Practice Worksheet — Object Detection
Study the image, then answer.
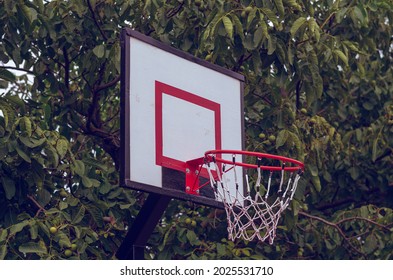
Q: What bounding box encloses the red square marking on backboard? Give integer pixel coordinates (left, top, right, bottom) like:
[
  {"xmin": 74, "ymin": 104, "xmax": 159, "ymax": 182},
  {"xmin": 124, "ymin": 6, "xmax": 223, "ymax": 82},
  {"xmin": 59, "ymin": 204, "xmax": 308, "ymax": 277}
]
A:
[{"xmin": 155, "ymin": 81, "xmax": 221, "ymax": 172}]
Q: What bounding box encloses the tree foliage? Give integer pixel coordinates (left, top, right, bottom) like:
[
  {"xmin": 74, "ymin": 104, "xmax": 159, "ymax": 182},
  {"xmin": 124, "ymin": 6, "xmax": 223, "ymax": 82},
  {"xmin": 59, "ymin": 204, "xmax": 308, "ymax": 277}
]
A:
[{"xmin": 0, "ymin": 0, "xmax": 392, "ymax": 259}]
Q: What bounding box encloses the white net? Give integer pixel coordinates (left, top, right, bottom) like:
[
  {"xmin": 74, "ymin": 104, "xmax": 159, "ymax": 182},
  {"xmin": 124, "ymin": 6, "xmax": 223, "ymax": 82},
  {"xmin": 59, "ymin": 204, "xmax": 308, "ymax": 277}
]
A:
[{"xmin": 204, "ymin": 155, "xmax": 303, "ymax": 244}]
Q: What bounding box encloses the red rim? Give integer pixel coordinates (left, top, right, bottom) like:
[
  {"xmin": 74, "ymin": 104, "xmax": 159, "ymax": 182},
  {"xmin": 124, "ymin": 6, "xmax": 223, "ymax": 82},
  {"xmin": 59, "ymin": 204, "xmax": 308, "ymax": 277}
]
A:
[{"xmin": 204, "ymin": 150, "xmax": 304, "ymax": 172}]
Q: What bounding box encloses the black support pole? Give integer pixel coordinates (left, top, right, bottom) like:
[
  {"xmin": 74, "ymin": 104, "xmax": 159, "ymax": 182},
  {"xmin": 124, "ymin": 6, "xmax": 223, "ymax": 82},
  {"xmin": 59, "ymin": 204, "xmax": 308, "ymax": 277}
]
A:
[{"xmin": 116, "ymin": 193, "xmax": 171, "ymax": 260}]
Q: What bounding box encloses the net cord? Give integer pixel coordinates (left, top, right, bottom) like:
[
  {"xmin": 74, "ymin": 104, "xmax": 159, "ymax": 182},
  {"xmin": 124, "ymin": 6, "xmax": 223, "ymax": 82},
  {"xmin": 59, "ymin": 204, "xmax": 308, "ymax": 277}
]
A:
[{"xmin": 204, "ymin": 154, "xmax": 302, "ymax": 244}]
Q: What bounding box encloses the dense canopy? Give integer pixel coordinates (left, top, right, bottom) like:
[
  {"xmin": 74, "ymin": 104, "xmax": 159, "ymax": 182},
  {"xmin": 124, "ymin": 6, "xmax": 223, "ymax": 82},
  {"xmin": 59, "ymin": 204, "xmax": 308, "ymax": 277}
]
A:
[{"xmin": 0, "ymin": 0, "xmax": 392, "ymax": 259}]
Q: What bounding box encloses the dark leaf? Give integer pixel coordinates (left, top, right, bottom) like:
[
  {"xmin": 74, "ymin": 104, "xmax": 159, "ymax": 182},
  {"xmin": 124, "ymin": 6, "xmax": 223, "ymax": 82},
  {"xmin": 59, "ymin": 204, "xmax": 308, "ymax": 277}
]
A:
[{"xmin": 19, "ymin": 242, "xmax": 47, "ymax": 255}]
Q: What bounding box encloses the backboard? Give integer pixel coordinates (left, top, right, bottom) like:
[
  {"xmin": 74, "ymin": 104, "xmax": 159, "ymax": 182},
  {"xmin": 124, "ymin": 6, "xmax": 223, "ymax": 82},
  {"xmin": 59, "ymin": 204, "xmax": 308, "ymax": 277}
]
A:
[{"xmin": 120, "ymin": 29, "xmax": 245, "ymax": 208}]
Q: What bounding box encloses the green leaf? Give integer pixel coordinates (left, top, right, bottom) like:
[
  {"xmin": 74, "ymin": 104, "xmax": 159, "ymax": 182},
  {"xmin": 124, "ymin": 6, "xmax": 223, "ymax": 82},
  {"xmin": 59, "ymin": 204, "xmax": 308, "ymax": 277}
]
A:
[
  {"xmin": 119, "ymin": 203, "xmax": 134, "ymax": 210},
  {"xmin": 93, "ymin": 45, "xmax": 105, "ymax": 58},
  {"xmin": 82, "ymin": 157, "xmax": 108, "ymax": 171},
  {"xmin": 29, "ymin": 224, "xmax": 38, "ymax": 240},
  {"xmin": 308, "ymin": 18, "xmax": 316, "ymax": 33},
  {"xmin": 66, "ymin": 195, "xmax": 79, "ymax": 207},
  {"xmin": 0, "ymin": 69, "xmax": 16, "ymax": 82},
  {"xmin": 0, "ymin": 107, "xmax": 8, "ymax": 128},
  {"xmin": 283, "ymin": 209, "xmax": 297, "ymax": 231},
  {"xmin": 251, "ymin": 50, "xmax": 261, "ymax": 71},
  {"xmin": 143, "ymin": 0, "xmax": 151, "ymax": 12},
  {"xmin": 85, "ymin": 205, "xmax": 103, "ymax": 227},
  {"xmin": 309, "ymin": 63, "xmax": 323, "ymax": 99},
  {"xmin": 290, "ymin": 17, "xmax": 307, "ymax": 37},
  {"xmin": 56, "ymin": 232, "xmax": 72, "ymax": 248},
  {"xmin": 1, "ymin": 176, "xmax": 16, "ymax": 200},
  {"xmin": 314, "ymin": 27, "xmax": 320, "ymax": 42},
  {"xmin": 372, "ymin": 138, "xmax": 378, "ymax": 162},
  {"xmin": 7, "ymin": 95, "xmax": 26, "ymax": 108},
  {"xmin": 3, "ymin": 0, "xmax": 14, "ymax": 14},
  {"xmin": 311, "ymin": 176, "xmax": 321, "ymax": 192},
  {"xmin": 222, "ymin": 16, "xmax": 233, "ymax": 40},
  {"xmin": 343, "ymin": 41, "xmax": 360, "ymax": 53},
  {"xmin": 348, "ymin": 166, "xmax": 360, "ymax": 180},
  {"xmin": 334, "ymin": 50, "xmax": 348, "ymax": 66},
  {"xmin": 74, "ymin": 226, "xmax": 82, "ymax": 239},
  {"xmin": 45, "ymin": 145, "xmax": 59, "ymax": 167},
  {"xmin": 253, "ymin": 26, "xmax": 264, "ymax": 46},
  {"xmin": 216, "ymin": 243, "xmax": 226, "ymax": 256},
  {"xmin": 242, "ymin": 249, "xmax": 251, "ymax": 257},
  {"xmin": 160, "ymin": 226, "xmax": 173, "ymax": 250},
  {"xmin": 19, "ymin": 136, "xmax": 46, "ymax": 148},
  {"xmin": 56, "ymin": 139, "xmax": 68, "ymax": 159},
  {"xmin": 18, "ymin": 3, "xmax": 38, "ymax": 24},
  {"xmin": 288, "ymin": 43, "xmax": 295, "ymax": 65},
  {"xmin": 230, "ymin": 14, "xmax": 244, "ymax": 40},
  {"xmin": 360, "ymin": 206, "xmax": 368, "ymax": 218},
  {"xmin": 19, "ymin": 242, "xmax": 47, "ymax": 255},
  {"xmin": 276, "ymin": 130, "xmax": 289, "ymax": 148},
  {"xmin": 19, "ymin": 117, "xmax": 32, "ymax": 137},
  {"xmin": 73, "ymin": 160, "xmax": 85, "ymax": 176},
  {"xmin": 352, "ymin": 5, "xmax": 368, "ymax": 26},
  {"xmin": 59, "ymin": 201, "xmax": 68, "ymax": 210},
  {"xmin": 309, "ymin": 164, "xmax": 319, "ymax": 177},
  {"xmin": 267, "ymin": 36, "xmax": 276, "ymax": 55},
  {"xmin": 90, "ymin": 178, "xmax": 101, "ymax": 187},
  {"xmin": 107, "ymin": 187, "xmax": 123, "ymax": 199},
  {"xmin": 186, "ymin": 230, "xmax": 200, "ymax": 246},
  {"xmin": 0, "ymin": 229, "xmax": 7, "ymax": 242},
  {"xmin": 363, "ymin": 234, "xmax": 378, "ymax": 254},
  {"xmin": 43, "ymin": 103, "xmax": 52, "ymax": 122},
  {"xmin": 260, "ymin": 8, "xmax": 279, "ymax": 28},
  {"xmin": 10, "ymin": 220, "xmax": 30, "ymax": 236},
  {"xmin": 37, "ymin": 189, "xmax": 51, "ymax": 207},
  {"xmin": 15, "ymin": 144, "xmax": 31, "ymax": 163},
  {"xmin": 260, "ymin": 19, "xmax": 269, "ymax": 38},
  {"xmin": 72, "ymin": 206, "xmax": 85, "ymax": 224},
  {"xmin": 273, "ymin": 0, "xmax": 285, "ymax": 17},
  {"xmin": 0, "ymin": 245, "xmax": 6, "ymax": 260},
  {"xmin": 82, "ymin": 176, "xmax": 93, "ymax": 188},
  {"xmin": 246, "ymin": 7, "xmax": 257, "ymax": 30},
  {"xmin": 325, "ymin": 239, "xmax": 335, "ymax": 250},
  {"xmin": 292, "ymin": 200, "xmax": 300, "ymax": 216},
  {"xmin": 336, "ymin": 7, "xmax": 348, "ymax": 23},
  {"xmin": 31, "ymin": 162, "xmax": 44, "ymax": 188},
  {"xmin": 308, "ymin": 18, "xmax": 320, "ymax": 42}
]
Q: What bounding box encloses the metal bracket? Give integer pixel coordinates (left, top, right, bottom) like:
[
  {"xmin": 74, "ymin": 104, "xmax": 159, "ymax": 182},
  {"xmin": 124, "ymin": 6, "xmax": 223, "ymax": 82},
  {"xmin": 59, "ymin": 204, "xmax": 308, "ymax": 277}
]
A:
[
  {"xmin": 116, "ymin": 193, "xmax": 171, "ymax": 260},
  {"xmin": 185, "ymin": 157, "xmax": 204, "ymax": 195}
]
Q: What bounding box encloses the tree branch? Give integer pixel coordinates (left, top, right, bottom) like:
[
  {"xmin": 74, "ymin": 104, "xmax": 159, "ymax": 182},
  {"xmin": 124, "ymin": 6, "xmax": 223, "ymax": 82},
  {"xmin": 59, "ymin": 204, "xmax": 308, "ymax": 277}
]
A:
[
  {"xmin": 165, "ymin": 2, "xmax": 184, "ymax": 18},
  {"xmin": 336, "ymin": 216, "xmax": 392, "ymax": 232},
  {"xmin": 62, "ymin": 46, "xmax": 70, "ymax": 91},
  {"xmin": 315, "ymin": 197, "xmax": 355, "ymax": 211},
  {"xmin": 88, "ymin": 63, "xmax": 110, "ymax": 129},
  {"xmin": 94, "ymin": 75, "xmax": 120, "ymax": 93},
  {"xmin": 295, "ymin": 80, "xmax": 302, "ymax": 110},
  {"xmin": 87, "ymin": 0, "xmax": 108, "ymax": 41},
  {"xmin": 27, "ymin": 195, "xmax": 46, "ymax": 217},
  {"xmin": 232, "ymin": 53, "xmax": 252, "ymax": 72},
  {"xmin": 0, "ymin": 65, "xmax": 35, "ymax": 75},
  {"xmin": 320, "ymin": 12, "xmax": 336, "ymax": 30},
  {"xmin": 298, "ymin": 211, "xmax": 365, "ymax": 257}
]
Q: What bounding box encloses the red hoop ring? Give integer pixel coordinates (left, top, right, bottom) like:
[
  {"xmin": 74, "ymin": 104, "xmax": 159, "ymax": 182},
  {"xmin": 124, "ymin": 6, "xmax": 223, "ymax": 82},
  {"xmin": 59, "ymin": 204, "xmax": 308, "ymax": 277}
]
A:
[{"xmin": 204, "ymin": 150, "xmax": 304, "ymax": 172}]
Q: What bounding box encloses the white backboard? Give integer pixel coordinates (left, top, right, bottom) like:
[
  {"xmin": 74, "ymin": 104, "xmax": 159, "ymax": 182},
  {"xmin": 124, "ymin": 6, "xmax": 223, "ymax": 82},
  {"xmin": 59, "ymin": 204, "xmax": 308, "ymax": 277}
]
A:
[{"xmin": 120, "ymin": 29, "xmax": 244, "ymax": 208}]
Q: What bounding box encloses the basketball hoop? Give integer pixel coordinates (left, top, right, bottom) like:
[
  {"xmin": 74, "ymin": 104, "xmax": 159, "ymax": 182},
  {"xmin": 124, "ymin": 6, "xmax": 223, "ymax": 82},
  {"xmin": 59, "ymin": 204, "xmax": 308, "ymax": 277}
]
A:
[{"xmin": 185, "ymin": 150, "xmax": 304, "ymax": 244}]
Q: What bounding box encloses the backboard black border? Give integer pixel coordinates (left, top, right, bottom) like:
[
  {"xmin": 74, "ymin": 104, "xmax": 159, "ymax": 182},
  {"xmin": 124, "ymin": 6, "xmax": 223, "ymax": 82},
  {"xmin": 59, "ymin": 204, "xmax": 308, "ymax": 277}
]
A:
[{"xmin": 120, "ymin": 28, "xmax": 245, "ymax": 208}]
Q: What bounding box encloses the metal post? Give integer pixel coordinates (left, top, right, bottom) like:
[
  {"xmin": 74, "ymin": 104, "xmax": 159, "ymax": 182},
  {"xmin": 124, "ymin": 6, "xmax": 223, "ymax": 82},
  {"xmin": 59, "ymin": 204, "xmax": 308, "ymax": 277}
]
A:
[{"xmin": 116, "ymin": 193, "xmax": 171, "ymax": 260}]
